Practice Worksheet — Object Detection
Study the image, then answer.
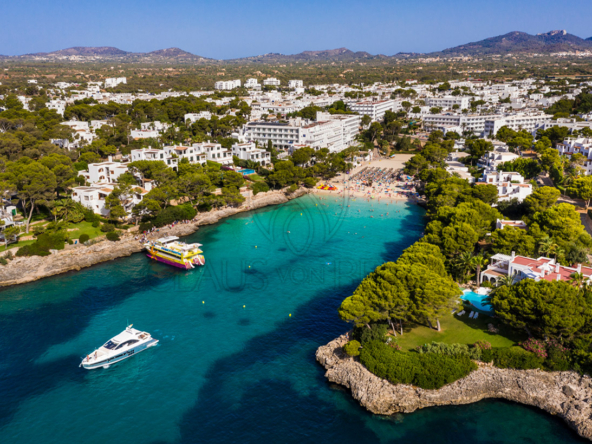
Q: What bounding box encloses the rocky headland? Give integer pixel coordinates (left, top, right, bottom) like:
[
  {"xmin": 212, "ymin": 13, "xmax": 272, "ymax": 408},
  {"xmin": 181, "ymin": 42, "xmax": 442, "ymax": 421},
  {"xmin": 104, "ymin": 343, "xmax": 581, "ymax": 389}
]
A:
[
  {"xmin": 316, "ymin": 334, "xmax": 592, "ymax": 441},
  {"xmin": 0, "ymin": 189, "xmax": 308, "ymax": 287}
]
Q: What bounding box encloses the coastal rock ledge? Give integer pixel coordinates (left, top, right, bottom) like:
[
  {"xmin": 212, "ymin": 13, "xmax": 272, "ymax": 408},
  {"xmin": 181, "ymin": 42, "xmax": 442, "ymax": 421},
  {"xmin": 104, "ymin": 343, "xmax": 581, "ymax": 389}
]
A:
[{"xmin": 316, "ymin": 335, "xmax": 592, "ymax": 441}]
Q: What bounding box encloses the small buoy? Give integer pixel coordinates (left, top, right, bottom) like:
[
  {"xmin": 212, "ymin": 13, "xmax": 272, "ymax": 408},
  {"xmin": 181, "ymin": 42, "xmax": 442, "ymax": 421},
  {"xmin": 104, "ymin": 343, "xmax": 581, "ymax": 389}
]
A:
[
  {"xmin": 255, "ymin": 246, "xmax": 258, "ymax": 249},
  {"xmin": 243, "ymin": 305, "xmax": 245, "ymax": 308},
  {"xmin": 300, "ymin": 213, "xmax": 302, "ymax": 216},
  {"xmin": 289, "ymin": 314, "xmax": 291, "ymax": 317},
  {"xmin": 202, "ymin": 301, "xmax": 205, "ymax": 304},
  {"xmin": 249, "ymin": 265, "xmax": 251, "ymax": 268}
]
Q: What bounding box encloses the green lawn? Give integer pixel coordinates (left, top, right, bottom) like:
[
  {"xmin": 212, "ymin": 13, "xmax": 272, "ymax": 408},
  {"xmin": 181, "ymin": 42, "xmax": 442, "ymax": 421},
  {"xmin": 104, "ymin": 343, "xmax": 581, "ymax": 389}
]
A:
[
  {"xmin": 0, "ymin": 239, "xmax": 36, "ymax": 253},
  {"xmin": 67, "ymin": 221, "xmax": 105, "ymax": 240},
  {"xmin": 0, "ymin": 221, "xmax": 105, "ymax": 252},
  {"xmin": 394, "ymin": 312, "xmax": 527, "ymax": 351},
  {"xmin": 248, "ymin": 174, "xmax": 265, "ymax": 183}
]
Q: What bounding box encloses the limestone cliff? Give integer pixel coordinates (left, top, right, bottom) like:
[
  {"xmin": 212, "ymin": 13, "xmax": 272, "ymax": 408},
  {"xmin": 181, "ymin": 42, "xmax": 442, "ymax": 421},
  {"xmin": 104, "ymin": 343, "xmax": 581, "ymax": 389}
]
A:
[
  {"xmin": 316, "ymin": 335, "xmax": 592, "ymax": 440},
  {"xmin": 0, "ymin": 189, "xmax": 307, "ymax": 287}
]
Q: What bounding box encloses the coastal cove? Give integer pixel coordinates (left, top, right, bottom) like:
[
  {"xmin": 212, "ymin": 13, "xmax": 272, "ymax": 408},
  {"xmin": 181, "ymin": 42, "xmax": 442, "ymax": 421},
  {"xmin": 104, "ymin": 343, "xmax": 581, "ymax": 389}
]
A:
[
  {"xmin": 0, "ymin": 194, "xmax": 586, "ymax": 444},
  {"xmin": 0, "ymin": 188, "xmax": 308, "ymax": 287}
]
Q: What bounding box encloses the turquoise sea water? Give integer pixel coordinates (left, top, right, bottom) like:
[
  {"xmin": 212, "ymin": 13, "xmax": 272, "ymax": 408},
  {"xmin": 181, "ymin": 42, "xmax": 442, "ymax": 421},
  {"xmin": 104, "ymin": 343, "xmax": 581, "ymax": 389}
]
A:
[{"xmin": 0, "ymin": 194, "xmax": 585, "ymax": 444}]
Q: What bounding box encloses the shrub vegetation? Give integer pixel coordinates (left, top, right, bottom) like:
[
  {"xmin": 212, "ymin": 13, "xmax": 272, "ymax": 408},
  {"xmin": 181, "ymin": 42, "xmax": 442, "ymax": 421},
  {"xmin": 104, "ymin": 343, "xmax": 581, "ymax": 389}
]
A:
[
  {"xmin": 343, "ymin": 340, "xmax": 361, "ymax": 357},
  {"xmin": 360, "ymin": 340, "xmax": 477, "ymax": 390}
]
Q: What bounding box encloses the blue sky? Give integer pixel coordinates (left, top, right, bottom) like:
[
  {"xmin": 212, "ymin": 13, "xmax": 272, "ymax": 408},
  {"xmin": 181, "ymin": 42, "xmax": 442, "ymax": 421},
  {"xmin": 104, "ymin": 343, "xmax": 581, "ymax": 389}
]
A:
[{"xmin": 2, "ymin": 0, "xmax": 592, "ymax": 59}]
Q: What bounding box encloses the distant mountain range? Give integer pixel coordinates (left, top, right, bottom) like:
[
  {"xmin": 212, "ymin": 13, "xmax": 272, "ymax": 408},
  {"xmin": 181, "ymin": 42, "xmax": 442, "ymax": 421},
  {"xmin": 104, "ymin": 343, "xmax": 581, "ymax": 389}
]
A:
[
  {"xmin": 3, "ymin": 30, "xmax": 592, "ymax": 63},
  {"xmin": 436, "ymin": 30, "xmax": 592, "ymax": 56},
  {"xmin": 19, "ymin": 46, "xmax": 211, "ymax": 62},
  {"xmin": 227, "ymin": 47, "xmax": 380, "ymax": 63}
]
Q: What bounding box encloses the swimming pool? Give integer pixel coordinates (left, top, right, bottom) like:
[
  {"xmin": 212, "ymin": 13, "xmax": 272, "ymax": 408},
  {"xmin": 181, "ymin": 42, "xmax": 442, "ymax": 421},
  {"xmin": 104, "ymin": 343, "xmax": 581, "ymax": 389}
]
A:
[
  {"xmin": 461, "ymin": 289, "xmax": 494, "ymax": 314},
  {"xmin": 238, "ymin": 169, "xmax": 256, "ymax": 175}
]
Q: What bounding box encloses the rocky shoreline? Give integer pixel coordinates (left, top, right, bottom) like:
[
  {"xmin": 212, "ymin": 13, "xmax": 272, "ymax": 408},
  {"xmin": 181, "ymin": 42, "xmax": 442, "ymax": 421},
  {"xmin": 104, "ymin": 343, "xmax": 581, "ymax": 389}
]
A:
[
  {"xmin": 316, "ymin": 335, "xmax": 592, "ymax": 441},
  {"xmin": 0, "ymin": 188, "xmax": 308, "ymax": 287}
]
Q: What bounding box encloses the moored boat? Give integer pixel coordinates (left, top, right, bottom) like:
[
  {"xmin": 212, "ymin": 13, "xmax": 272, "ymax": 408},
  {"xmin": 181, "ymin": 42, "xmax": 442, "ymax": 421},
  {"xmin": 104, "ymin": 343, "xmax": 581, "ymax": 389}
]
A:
[
  {"xmin": 144, "ymin": 236, "xmax": 205, "ymax": 269},
  {"xmin": 80, "ymin": 325, "xmax": 158, "ymax": 370}
]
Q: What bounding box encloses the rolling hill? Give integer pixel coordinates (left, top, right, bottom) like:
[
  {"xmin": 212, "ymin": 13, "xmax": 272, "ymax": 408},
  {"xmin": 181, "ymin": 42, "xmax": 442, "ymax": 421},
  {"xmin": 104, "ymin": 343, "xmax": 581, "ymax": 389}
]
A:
[{"xmin": 437, "ymin": 30, "xmax": 592, "ymax": 56}]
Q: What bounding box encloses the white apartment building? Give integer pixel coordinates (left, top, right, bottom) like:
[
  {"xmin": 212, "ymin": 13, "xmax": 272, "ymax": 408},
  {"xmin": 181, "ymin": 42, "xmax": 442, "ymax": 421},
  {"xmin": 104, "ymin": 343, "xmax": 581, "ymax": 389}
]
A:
[
  {"xmin": 185, "ymin": 112, "xmax": 213, "ymax": 124},
  {"xmin": 300, "ymin": 120, "xmax": 344, "ymax": 153},
  {"xmin": 141, "ymin": 121, "xmax": 171, "ymax": 132},
  {"xmin": 243, "ymin": 114, "xmax": 359, "ymax": 153},
  {"xmin": 61, "ymin": 120, "xmax": 98, "ymax": 144},
  {"xmin": 424, "ymin": 114, "xmax": 493, "ymax": 135},
  {"xmin": 131, "ymin": 148, "xmax": 179, "ymax": 168},
  {"xmin": 349, "ymin": 100, "xmax": 398, "ymax": 122},
  {"xmin": 104, "ymin": 77, "xmax": 127, "ymax": 88},
  {"xmin": 245, "ymin": 79, "xmax": 259, "ymax": 88},
  {"xmin": 231, "ymin": 142, "xmax": 271, "ymax": 166},
  {"xmin": 425, "ymin": 96, "xmax": 471, "ymax": 110},
  {"xmin": 90, "ymin": 120, "xmax": 113, "ymax": 130},
  {"xmin": 78, "ymin": 158, "xmax": 129, "ymax": 185},
  {"xmin": 163, "ymin": 145, "xmax": 207, "ymax": 166},
  {"xmin": 534, "ymin": 119, "xmax": 592, "ymax": 135},
  {"xmin": 61, "ymin": 120, "xmax": 89, "ymax": 131},
  {"xmin": 50, "ymin": 138, "xmax": 75, "ymax": 151},
  {"xmin": 316, "ymin": 112, "xmax": 361, "ymax": 148},
  {"xmin": 445, "ymin": 158, "xmax": 475, "ymax": 184},
  {"xmin": 72, "ymin": 183, "xmax": 147, "ymax": 217},
  {"xmin": 556, "ymin": 138, "xmax": 592, "ymax": 175},
  {"xmin": 215, "ymin": 80, "xmax": 241, "ymax": 90},
  {"xmin": 243, "ymin": 121, "xmax": 301, "ymax": 150},
  {"xmin": 480, "ymin": 171, "xmax": 526, "ymax": 185},
  {"xmin": 483, "ymin": 112, "xmax": 553, "ymax": 137},
  {"xmin": 130, "ymin": 129, "xmax": 160, "ymax": 139},
  {"xmin": 288, "ymin": 80, "xmax": 304, "ymax": 89},
  {"xmin": 477, "ymin": 145, "xmax": 519, "ymax": 172},
  {"xmin": 46, "ymin": 99, "xmax": 66, "ymax": 116},
  {"xmin": 475, "ymin": 172, "xmax": 532, "ymax": 203},
  {"xmin": 263, "ymin": 78, "xmax": 281, "ymax": 86},
  {"xmin": 72, "ymin": 185, "xmax": 113, "ymax": 217},
  {"xmin": 192, "ymin": 142, "xmax": 233, "ymax": 165}
]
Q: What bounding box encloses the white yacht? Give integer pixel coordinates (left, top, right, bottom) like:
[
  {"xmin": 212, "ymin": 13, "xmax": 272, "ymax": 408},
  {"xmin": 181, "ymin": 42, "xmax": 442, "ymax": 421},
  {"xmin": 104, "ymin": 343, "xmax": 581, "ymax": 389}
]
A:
[{"xmin": 80, "ymin": 325, "xmax": 159, "ymax": 370}]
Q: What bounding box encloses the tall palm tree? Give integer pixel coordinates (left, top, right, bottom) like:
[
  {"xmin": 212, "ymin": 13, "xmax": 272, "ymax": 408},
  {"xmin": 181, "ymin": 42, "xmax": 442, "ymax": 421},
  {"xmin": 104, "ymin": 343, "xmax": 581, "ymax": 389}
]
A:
[
  {"xmin": 496, "ymin": 274, "xmax": 516, "ymax": 288},
  {"xmin": 548, "ymin": 243, "xmax": 565, "ymax": 263},
  {"xmin": 569, "ymin": 272, "xmax": 585, "ymax": 288},
  {"xmin": 483, "ymin": 274, "xmax": 516, "ymax": 307},
  {"xmin": 455, "ymin": 251, "xmax": 474, "ymax": 282},
  {"xmin": 54, "ymin": 198, "xmax": 77, "ymax": 222},
  {"xmin": 470, "ymin": 254, "xmax": 488, "ymax": 284},
  {"xmin": 538, "ymin": 236, "xmax": 554, "ymax": 257}
]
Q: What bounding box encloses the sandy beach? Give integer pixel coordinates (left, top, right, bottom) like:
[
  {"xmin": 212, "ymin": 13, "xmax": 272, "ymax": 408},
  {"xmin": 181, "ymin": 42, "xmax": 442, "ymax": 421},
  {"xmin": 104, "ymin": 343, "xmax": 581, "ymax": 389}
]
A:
[{"xmin": 314, "ymin": 155, "xmax": 421, "ymax": 202}]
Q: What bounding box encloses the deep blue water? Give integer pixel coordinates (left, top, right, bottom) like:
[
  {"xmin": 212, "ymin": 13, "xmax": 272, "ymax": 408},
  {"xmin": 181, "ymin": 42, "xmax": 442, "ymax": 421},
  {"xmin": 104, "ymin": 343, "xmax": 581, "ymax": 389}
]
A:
[{"xmin": 0, "ymin": 194, "xmax": 585, "ymax": 444}]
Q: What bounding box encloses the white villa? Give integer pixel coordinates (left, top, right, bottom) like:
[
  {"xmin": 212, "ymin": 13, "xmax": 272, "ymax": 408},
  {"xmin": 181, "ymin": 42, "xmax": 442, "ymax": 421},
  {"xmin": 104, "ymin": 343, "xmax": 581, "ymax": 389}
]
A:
[
  {"xmin": 193, "ymin": 142, "xmax": 232, "ymax": 165},
  {"xmin": 131, "ymin": 148, "xmax": 178, "ymax": 168},
  {"xmin": 231, "ymin": 142, "xmax": 271, "ymax": 166},
  {"xmin": 556, "ymin": 138, "xmax": 592, "ymax": 175},
  {"xmin": 477, "ymin": 145, "xmax": 519, "ymax": 172},
  {"xmin": 78, "ymin": 157, "xmax": 128, "ymax": 185},
  {"xmin": 164, "ymin": 146, "xmax": 207, "ymax": 165},
  {"xmin": 476, "ymin": 171, "xmax": 532, "ymax": 202},
  {"xmin": 72, "ymin": 183, "xmax": 148, "ymax": 217},
  {"xmin": 481, "ymin": 252, "xmax": 592, "ymax": 286}
]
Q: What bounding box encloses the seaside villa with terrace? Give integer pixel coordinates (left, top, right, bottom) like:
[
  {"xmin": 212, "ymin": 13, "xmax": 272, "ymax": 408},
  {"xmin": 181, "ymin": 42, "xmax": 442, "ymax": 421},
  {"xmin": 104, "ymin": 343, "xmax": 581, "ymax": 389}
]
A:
[{"xmin": 480, "ymin": 252, "xmax": 592, "ymax": 285}]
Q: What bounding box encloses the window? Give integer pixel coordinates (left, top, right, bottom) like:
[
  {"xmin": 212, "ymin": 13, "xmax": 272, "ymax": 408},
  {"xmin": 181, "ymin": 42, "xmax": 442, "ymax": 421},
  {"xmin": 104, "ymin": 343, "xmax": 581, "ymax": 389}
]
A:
[
  {"xmin": 104, "ymin": 340, "xmax": 119, "ymax": 350},
  {"xmin": 116, "ymin": 339, "xmax": 139, "ymax": 350}
]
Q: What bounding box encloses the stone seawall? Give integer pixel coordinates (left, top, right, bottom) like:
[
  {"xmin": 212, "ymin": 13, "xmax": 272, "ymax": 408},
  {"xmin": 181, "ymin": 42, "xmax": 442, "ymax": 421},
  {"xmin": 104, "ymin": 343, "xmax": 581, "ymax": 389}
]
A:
[
  {"xmin": 316, "ymin": 335, "xmax": 592, "ymax": 441},
  {"xmin": 0, "ymin": 189, "xmax": 308, "ymax": 287}
]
